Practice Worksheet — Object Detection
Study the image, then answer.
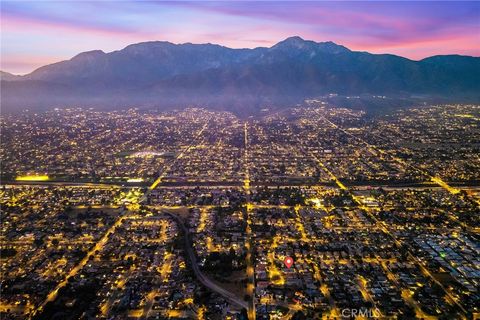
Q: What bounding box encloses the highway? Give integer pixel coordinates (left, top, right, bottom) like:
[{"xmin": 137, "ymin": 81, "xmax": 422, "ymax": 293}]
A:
[
  {"xmin": 6, "ymin": 179, "xmax": 479, "ymax": 191},
  {"xmin": 162, "ymin": 210, "xmax": 248, "ymax": 310}
]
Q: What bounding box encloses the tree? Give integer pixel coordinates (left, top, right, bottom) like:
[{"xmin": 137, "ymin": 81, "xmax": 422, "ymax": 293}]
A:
[
  {"xmin": 239, "ymin": 308, "xmax": 248, "ymax": 320},
  {"xmin": 34, "ymin": 237, "xmax": 44, "ymax": 247},
  {"xmin": 292, "ymin": 310, "xmax": 306, "ymax": 320}
]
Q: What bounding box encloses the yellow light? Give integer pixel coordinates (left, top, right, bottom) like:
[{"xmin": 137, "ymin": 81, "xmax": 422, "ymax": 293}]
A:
[
  {"xmin": 149, "ymin": 177, "xmax": 162, "ymax": 190},
  {"xmin": 431, "ymin": 177, "xmax": 460, "ymax": 195},
  {"xmin": 198, "ymin": 306, "xmax": 206, "ymax": 320},
  {"xmin": 167, "ymin": 310, "xmax": 181, "ymax": 317},
  {"xmin": 307, "ymin": 197, "xmax": 321, "ymax": 207},
  {"xmin": 15, "ymin": 175, "xmax": 49, "ymax": 181}
]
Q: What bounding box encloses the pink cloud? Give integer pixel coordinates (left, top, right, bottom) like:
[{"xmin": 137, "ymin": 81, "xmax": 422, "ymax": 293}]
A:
[
  {"xmin": 1, "ymin": 13, "xmax": 147, "ymax": 39},
  {"xmin": 1, "ymin": 1, "xmax": 478, "ymax": 73}
]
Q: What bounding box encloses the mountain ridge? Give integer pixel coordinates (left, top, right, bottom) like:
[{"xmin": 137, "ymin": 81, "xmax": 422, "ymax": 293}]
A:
[{"xmin": 2, "ymin": 36, "xmax": 479, "ymax": 114}]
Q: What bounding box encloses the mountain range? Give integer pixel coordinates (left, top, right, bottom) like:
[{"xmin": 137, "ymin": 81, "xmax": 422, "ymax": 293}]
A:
[{"xmin": 2, "ymin": 36, "xmax": 479, "ymax": 114}]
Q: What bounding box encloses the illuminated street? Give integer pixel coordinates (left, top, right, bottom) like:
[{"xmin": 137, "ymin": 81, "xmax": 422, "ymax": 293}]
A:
[{"xmin": 1, "ymin": 105, "xmax": 479, "ymax": 319}]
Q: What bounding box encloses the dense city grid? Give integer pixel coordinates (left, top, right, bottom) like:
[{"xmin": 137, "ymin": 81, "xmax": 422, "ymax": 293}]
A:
[{"xmin": 1, "ymin": 104, "xmax": 479, "ymax": 319}]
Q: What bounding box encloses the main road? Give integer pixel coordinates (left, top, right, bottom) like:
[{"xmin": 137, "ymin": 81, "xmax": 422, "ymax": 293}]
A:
[{"xmin": 162, "ymin": 210, "xmax": 248, "ymax": 310}]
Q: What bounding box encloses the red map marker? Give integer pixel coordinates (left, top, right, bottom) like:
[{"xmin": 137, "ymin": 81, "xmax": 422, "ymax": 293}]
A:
[{"xmin": 284, "ymin": 256, "xmax": 294, "ymax": 269}]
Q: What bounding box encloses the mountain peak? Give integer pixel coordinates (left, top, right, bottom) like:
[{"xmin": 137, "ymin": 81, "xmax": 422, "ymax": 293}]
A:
[
  {"xmin": 272, "ymin": 36, "xmax": 309, "ymax": 49},
  {"xmin": 282, "ymin": 36, "xmax": 306, "ymax": 43},
  {"xmin": 272, "ymin": 37, "xmax": 350, "ymax": 54},
  {"xmin": 72, "ymin": 50, "xmax": 106, "ymax": 60}
]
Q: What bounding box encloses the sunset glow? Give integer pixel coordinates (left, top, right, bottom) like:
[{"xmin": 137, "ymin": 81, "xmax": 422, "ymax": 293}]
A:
[{"xmin": 1, "ymin": 1, "xmax": 479, "ymax": 74}]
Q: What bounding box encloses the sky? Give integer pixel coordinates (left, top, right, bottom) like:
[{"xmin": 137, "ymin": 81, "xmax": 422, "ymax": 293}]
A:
[{"xmin": 1, "ymin": 1, "xmax": 479, "ymax": 74}]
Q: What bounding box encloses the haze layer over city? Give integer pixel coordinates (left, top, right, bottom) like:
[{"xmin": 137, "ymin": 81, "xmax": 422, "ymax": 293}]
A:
[{"xmin": 1, "ymin": 1, "xmax": 479, "ymax": 320}]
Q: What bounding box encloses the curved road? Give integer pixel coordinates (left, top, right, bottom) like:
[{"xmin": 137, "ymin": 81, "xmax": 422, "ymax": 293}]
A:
[{"xmin": 163, "ymin": 211, "xmax": 248, "ymax": 310}]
